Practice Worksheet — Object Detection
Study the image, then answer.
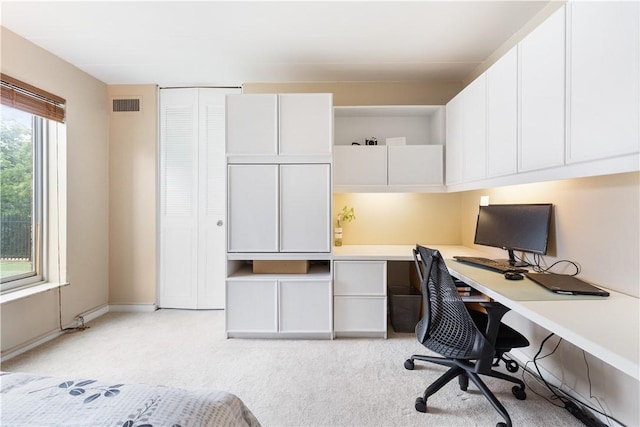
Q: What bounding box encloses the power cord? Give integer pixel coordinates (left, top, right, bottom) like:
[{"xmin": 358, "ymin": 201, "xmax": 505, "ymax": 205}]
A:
[
  {"xmin": 520, "ymin": 332, "xmax": 625, "ymax": 427},
  {"xmin": 522, "ymin": 253, "xmax": 581, "ymax": 276}
]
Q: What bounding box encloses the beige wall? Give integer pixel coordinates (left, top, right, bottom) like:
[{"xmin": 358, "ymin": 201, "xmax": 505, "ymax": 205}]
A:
[
  {"xmin": 1, "ymin": 27, "xmax": 109, "ymax": 354},
  {"xmin": 108, "ymin": 85, "xmax": 157, "ymax": 305}
]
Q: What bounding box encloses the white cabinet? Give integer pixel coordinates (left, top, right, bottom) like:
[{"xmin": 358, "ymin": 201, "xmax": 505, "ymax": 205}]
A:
[
  {"xmin": 518, "ymin": 5, "xmax": 566, "ymax": 172},
  {"xmin": 226, "ymin": 269, "xmax": 332, "ymax": 338},
  {"xmin": 445, "ymin": 95, "xmax": 463, "ymax": 185},
  {"xmin": 226, "ymin": 93, "xmax": 332, "ymax": 160},
  {"xmin": 333, "ymin": 260, "xmax": 387, "ymax": 338},
  {"xmin": 334, "ymin": 106, "xmax": 445, "ymax": 191},
  {"xmin": 566, "ymin": 1, "xmax": 640, "ymax": 163},
  {"xmin": 487, "ymin": 46, "xmax": 518, "ymax": 178},
  {"xmin": 227, "ymin": 164, "xmax": 331, "ymax": 253},
  {"xmin": 159, "ymin": 87, "xmax": 240, "ymax": 309},
  {"xmin": 461, "ymin": 74, "xmax": 487, "ymax": 182}
]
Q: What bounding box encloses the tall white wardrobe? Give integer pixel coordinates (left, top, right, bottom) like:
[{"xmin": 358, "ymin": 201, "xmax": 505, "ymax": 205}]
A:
[{"xmin": 158, "ymin": 87, "xmax": 240, "ymax": 309}]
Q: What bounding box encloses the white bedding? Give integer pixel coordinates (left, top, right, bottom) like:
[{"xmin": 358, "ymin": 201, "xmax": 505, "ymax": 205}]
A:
[{"xmin": 0, "ymin": 371, "xmax": 261, "ymax": 427}]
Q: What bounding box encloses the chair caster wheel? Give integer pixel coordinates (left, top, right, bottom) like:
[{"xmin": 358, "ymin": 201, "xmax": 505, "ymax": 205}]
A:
[
  {"xmin": 415, "ymin": 396, "xmax": 427, "ymax": 413},
  {"xmin": 496, "ymin": 422, "xmax": 508, "ymax": 427},
  {"xmin": 404, "ymin": 359, "xmax": 415, "ymax": 370},
  {"xmin": 512, "ymin": 385, "xmax": 526, "ymax": 400},
  {"xmin": 506, "ymin": 360, "xmax": 519, "ymax": 373}
]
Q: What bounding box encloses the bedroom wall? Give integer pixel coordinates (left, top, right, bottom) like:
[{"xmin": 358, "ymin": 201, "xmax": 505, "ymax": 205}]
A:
[
  {"xmin": 107, "ymin": 85, "xmax": 157, "ymax": 307},
  {"xmin": 1, "ymin": 27, "xmax": 109, "ymax": 355}
]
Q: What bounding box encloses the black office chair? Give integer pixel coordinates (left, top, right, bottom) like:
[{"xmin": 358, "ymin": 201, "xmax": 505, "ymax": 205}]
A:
[{"xmin": 405, "ymin": 245, "xmax": 530, "ymax": 427}]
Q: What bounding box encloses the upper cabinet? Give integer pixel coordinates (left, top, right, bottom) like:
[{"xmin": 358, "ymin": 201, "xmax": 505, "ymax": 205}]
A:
[
  {"xmin": 518, "ymin": 5, "xmax": 566, "ymax": 173},
  {"xmin": 566, "ymin": 1, "xmax": 640, "ymax": 163},
  {"xmin": 226, "ymin": 93, "xmax": 332, "ymax": 162},
  {"xmin": 333, "ymin": 105, "xmax": 445, "ymax": 192},
  {"xmin": 446, "ymin": 3, "xmax": 639, "ymax": 191}
]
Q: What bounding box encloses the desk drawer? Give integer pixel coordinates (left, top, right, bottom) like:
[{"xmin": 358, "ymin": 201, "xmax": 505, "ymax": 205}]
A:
[
  {"xmin": 333, "ymin": 260, "xmax": 386, "ymax": 295},
  {"xmin": 334, "ymin": 296, "xmax": 387, "ymax": 333}
]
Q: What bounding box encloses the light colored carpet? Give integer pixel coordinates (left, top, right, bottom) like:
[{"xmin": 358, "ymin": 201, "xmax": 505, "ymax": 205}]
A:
[{"xmin": 1, "ymin": 309, "xmax": 581, "ymax": 426}]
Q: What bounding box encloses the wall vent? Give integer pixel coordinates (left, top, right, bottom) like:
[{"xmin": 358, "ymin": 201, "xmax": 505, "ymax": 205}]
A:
[{"xmin": 112, "ymin": 97, "xmax": 141, "ymax": 112}]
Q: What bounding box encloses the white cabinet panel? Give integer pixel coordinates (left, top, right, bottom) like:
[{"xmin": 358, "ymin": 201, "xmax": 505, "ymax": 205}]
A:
[
  {"xmin": 279, "ymin": 280, "xmax": 332, "ymax": 332},
  {"xmin": 334, "ymin": 260, "xmax": 386, "ymax": 296},
  {"xmin": 227, "ymin": 164, "xmax": 279, "ymax": 252},
  {"xmin": 487, "ymin": 46, "xmax": 518, "ymax": 178},
  {"xmin": 388, "ymin": 145, "xmax": 443, "ymax": 185},
  {"xmin": 333, "ymin": 145, "xmax": 387, "ymax": 186},
  {"xmin": 334, "ymin": 296, "xmax": 387, "ymax": 333},
  {"xmin": 567, "ymin": 1, "xmax": 640, "ymax": 163},
  {"xmin": 226, "ymin": 94, "xmax": 278, "ymax": 156},
  {"xmin": 226, "ymin": 280, "xmax": 278, "ymax": 332},
  {"xmin": 279, "ymin": 94, "xmax": 333, "ymax": 156},
  {"xmin": 462, "ymin": 74, "xmax": 488, "ymax": 182},
  {"xmin": 280, "ymin": 164, "xmax": 331, "ymax": 252},
  {"xmin": 519, "ymin": 6, "xmax": 566, "ymax": 172},
  {"xmin": 445, "ymin": 94, "xmax": 463, "ymax": 185}
]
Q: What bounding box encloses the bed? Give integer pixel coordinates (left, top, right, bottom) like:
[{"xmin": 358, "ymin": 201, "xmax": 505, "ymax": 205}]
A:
[{"xmin": 0, "ymin": 371, "xmax": 261, "ymax": 426}]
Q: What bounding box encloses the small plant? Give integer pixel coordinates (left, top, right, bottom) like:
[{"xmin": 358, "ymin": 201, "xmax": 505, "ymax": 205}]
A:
[{"xmin": 337, "ymin": 205, "xmax": 356, "ymax": 227}]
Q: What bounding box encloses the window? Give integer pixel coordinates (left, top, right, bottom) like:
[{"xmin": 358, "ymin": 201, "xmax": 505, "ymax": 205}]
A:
[{"xmin": 0, "ymin": 74, "xmax": 65, "ymax": 294}]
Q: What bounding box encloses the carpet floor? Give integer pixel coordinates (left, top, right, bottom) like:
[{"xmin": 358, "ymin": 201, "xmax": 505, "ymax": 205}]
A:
[{"xmin": 1, "ymin": 309, "xmax": 582, "ymax": 426}]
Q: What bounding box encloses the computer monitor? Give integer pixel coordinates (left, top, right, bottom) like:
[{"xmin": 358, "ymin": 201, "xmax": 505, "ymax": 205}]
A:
[{"xmin": 474, "ymin": 203, "xmax": 552, "ymax": 267}]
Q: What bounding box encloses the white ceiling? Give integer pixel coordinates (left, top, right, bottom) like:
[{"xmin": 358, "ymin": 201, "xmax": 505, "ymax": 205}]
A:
[{"xmin": 1, "ymin": 1, "xmax": 551, "ymax": 86}]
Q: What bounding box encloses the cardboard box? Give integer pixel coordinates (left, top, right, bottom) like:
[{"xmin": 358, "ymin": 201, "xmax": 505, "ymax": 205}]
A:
[{"xmin": 252, "ymin": 260, "xmax": 310, "ymax": 274}]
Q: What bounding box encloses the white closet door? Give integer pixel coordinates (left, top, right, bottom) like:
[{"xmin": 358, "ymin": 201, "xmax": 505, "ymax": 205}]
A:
[
  {"xmin": 159, "ymin": 88, "xmax": 199, "ymax": 308},
  {"xmin": 279, "ymin": 164, "xmax": 331, "ymax": 252},
  {"xmin": 227, "ymin": 164, "xmax": 279, "ymax": 252},
  {"xmin": 198, "ymin": 88, "xmax": 239, "ymax": 309}
]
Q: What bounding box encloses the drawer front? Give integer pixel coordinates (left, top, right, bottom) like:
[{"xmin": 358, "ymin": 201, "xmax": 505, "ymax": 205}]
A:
[
  {"xmin": 333, "ymin": 260, "xmax": 386, "ymax": 295},
  {"xmin": 334, "ymin": 296, "xmax": 387, "ymax": 332}
]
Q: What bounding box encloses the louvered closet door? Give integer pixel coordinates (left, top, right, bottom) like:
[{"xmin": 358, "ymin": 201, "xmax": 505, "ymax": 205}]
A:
[
  {"xmin": 198, "ymin": 89, "xmax": 239, "ymax": 309},
  {"xmin": 159, "ymin": 88, "xmax": 199, "ymax": 308}
]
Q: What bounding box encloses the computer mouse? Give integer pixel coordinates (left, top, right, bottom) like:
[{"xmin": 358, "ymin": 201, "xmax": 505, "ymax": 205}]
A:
[{"xmin": 504, "ymin": 271, "xmax": 524, "ymax": 280}]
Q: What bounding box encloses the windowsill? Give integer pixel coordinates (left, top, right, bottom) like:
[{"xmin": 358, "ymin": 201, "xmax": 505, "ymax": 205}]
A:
[{"xmin": 0, "ymin": 281, "xmax": 70, "ymax": 304}]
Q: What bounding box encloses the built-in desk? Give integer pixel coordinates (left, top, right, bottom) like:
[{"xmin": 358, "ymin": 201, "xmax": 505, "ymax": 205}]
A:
[{"xmin": 333, "ymin": 245, "xmax": 640, "ymax": 381}]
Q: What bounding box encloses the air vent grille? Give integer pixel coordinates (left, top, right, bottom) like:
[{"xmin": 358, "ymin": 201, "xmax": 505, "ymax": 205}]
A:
[{"xmin": 112, "ymin": 97, "xmax": 141, "ymax": 112}]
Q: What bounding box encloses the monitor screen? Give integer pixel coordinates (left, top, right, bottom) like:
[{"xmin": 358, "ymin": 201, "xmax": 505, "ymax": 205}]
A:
[{"xmin": 474, "ymin": 204, "xmax": 552, "ymax": 256}]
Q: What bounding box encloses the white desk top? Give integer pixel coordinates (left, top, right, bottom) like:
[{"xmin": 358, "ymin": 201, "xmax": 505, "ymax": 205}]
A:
[{"xmin": 332, "ymin": 244, "xmax": 640, "ymax": 381}]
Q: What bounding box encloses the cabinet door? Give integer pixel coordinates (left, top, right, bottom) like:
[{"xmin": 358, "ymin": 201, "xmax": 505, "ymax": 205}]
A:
[
  {"xmin": 334, "ymin": 296, "xmax": 387, "ymax": 334},
  {"xmin": 280, "ymin": 164, "xmax": 331, "ymax": 252},
  {"xmin": 333, "ymin": 145, "xmax": 387, "ymax": 186},
  {"xmin": 487, "ymin": 46, "xmax": 518, "ymax": 177},
  {"xmin": 567, "ymin": 1, "xmax": 640, "ymax": 163},
  {"xmin": 279, "ymin": 280, "xmax": 332, "ymax": 332},
  {"xmin": 334, "ymin": 260, "xmax": 386, "ymax": 295},
  {"xmin": 226, "ymin": 280, "xmax": 278, "ymax": 332},
  {"xmin": 227, "ymin": 164, "xmax": 279, "ymax": 252},
  {"xmin": 462, "ymin": 74, "xmax": 487, "ymax": 182},
  {"xmin": 159, "ymin": 88, "xmax": 199, "ymax": 309},
  {"xmin": 388, "ymin": 145, "xmax": 443, "ymax": 185},
  {"xmin": 226, "ymin": 94, "xmax": 278, "ymax": 156},
  {"xmin": 445, "ymin": 94, "xmax": 463, "ymax": 185},
  {"xmin": 518, "ymin": 6, "xmax": 566, "ymax": 172},
  {"xmin": 279, "ymin": 94, "xmax": 333, "ymax": 156}
]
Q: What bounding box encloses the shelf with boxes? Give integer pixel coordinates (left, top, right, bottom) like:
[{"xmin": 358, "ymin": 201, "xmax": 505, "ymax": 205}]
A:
[{"xmin": 333, "ymin": 105, "xmax": 446, "ymax": 193}]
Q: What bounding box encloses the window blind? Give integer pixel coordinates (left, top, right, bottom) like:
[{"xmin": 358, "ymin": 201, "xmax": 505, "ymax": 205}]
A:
[{"xmin": 1, "ymin": 73, "xmax": 66, "ymax": 123}]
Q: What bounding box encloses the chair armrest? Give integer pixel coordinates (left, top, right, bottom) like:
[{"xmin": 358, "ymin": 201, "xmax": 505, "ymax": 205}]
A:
[{"xmin": 478, "ymin": 301, "xmax": 510, "ymax": 344}]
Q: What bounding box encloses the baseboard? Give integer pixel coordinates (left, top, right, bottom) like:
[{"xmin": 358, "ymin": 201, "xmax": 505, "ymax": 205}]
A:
[{"xmin": 108, "ymin": 304, "xmax": 157, "ymax": 313}]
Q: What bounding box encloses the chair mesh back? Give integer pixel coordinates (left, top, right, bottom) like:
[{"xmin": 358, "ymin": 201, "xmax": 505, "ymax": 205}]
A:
[{"xmin": 415, "ymin": 245, "xmax": 486, "ymax": 360}]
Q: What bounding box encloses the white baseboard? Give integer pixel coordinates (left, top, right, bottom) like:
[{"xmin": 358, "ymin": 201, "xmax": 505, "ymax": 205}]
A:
[{"xmin": 108, "ymin": 304, "xmax": 157, "ymax": 313}]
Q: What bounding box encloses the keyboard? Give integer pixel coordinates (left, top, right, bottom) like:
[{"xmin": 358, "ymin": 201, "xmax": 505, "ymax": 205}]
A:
[{"xmin": 453, "ymin": 256, "xmax": 528, "ymax": 274}]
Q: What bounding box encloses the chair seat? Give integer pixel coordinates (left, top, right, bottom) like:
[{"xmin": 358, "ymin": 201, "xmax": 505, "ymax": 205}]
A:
[{"xmin": 469, "ymin": 309, "xmax": 530, "ymax": 351}]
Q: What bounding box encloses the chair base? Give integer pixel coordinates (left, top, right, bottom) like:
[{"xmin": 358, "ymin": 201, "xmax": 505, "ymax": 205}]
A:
[{"xmin": 405, "ymin": 354, "xmax": 526, "ymax": 427}]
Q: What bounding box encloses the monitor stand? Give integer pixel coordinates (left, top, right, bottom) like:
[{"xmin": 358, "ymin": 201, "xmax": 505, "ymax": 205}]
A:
[{"xmin": 507, "ymin": 249, "xmax": 529, "ymax": 267}]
